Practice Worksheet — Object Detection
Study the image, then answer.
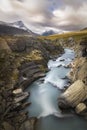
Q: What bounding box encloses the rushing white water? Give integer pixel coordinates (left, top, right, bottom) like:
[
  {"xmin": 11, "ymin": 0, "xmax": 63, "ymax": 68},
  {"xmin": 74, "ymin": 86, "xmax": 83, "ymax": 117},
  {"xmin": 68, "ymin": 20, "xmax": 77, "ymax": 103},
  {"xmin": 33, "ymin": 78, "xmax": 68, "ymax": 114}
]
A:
[
  {"xmin": 27, "ymin": 82, "xmax": 60, "ymax": 118},
  {"xmin": 44, "ymin": 49, "xmax": 74, "ymax": 90},
  {"xmin": 27, "ymin": 49, "xmax": 87, "ymax": 130},
  {"xmin": 44, "ymin": 68, "xmax": 69, "ymax": 90},
  {"xmin": 27, "ymin": 49, "xmax": 75, "ymax": 118},
  {"xmin": 48, "ymin": 49, "xmax": 75, "ymax": 69}
]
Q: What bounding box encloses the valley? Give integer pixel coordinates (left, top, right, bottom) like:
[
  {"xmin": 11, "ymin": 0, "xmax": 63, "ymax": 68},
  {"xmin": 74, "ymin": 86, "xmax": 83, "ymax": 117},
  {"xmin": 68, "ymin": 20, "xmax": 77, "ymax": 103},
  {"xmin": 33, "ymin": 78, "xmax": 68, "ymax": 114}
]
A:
[{"xmin": 0, "ymin": 22, "xmax": 87, "ymax": 130}]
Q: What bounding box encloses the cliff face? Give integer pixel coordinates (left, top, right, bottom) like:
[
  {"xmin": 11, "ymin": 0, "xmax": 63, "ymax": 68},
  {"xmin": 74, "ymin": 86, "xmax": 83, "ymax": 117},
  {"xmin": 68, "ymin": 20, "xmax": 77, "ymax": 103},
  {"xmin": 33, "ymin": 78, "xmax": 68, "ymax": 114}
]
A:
[
  {"xmin": 68, "ymin": 57, "xmax": 87, "ymax": 85},
  {"xmin": 0, "ymin": 35, "xmax": 64, "ymax": 130},
  {"xmin": 58, "ymin": 36, "xmax": 87, "ymax": 116},
  {"xmin": 53, "ymin": 36, "xmax": 87, "ymax": 85},
  {"xmin": 67, "ymin": 37, "xmax": 87, "ymax": 85}
]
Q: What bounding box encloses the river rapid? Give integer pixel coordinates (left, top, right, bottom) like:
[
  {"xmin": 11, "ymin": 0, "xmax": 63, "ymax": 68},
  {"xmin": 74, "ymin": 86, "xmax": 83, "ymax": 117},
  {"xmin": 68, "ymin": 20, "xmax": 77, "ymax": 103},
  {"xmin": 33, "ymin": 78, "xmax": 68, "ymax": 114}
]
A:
[{"xmin": 27, "ymin": 49, "xmax": 87, "ymax": 130}]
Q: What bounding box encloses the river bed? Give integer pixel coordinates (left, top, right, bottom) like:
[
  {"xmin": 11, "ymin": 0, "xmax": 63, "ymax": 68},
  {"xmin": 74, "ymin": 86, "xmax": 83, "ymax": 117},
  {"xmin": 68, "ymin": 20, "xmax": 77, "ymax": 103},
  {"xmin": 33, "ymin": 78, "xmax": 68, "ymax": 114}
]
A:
[{"xmin": 27, "ymin": 49, "xmax": 87, "ymax": 130}]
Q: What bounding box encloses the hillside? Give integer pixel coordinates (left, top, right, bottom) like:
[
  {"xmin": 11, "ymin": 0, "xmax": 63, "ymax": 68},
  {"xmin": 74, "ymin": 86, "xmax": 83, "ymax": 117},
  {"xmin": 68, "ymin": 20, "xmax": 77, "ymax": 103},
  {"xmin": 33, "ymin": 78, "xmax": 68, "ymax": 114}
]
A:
[
  {"xmin": 81, "ymin": 27, "xmax": 87, "ymax": 31},
  {"xmin": 40, "ymin": 30, "xmax": 87, "ymax": 41},
  {"xmin": 0, "ymin": 24, "xmax": 30, "ymax": 35},
  {"xmin": 0, "ymin": 21, "xmax": 38, "ymax": 36}
]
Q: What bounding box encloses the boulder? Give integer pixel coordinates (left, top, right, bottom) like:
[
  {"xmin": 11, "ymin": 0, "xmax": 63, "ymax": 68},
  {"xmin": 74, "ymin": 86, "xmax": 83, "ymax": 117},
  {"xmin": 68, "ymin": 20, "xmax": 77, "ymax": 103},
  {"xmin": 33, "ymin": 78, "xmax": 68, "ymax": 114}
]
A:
[
  {"xmin": 13, "ymin": 88, "xmax": 23, "ymax": 94},
  {"xmin": 58, "ymin": 80, "xmax": 87, "ymax": 109},
  {"xmin": 67, "ymin": 58, "xmax": 87, "ymax": 85},
  {"xmin": 75, "ymin": 103, "xmax": 87, "ymax": 114}
]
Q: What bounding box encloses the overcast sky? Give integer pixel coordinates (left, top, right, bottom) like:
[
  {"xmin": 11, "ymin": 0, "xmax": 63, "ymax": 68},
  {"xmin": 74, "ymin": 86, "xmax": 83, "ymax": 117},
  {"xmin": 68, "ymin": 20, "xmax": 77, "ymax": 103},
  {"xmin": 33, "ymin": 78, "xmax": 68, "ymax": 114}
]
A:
[{"xmin": 0, "ymin": 0, "xmax": 87, "ymax": 34}]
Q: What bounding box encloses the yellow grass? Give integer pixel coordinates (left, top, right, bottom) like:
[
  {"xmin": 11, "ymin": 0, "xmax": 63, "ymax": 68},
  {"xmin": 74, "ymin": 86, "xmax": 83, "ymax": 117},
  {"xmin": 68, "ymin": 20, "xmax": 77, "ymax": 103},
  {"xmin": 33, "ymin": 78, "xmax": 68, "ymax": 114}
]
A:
[
  {"xmin": 26, "ymin": 50, "xmax": 43, "ymax": 61},
  {"xmin": 39, "ymin": 30, "xmax": 87, "ymax": 41}
]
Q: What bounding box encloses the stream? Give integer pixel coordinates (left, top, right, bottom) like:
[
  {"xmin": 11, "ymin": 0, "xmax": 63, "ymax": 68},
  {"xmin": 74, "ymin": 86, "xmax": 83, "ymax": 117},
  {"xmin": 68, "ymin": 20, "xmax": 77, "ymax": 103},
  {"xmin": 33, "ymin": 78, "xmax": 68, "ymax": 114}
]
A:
[{"xmin": 27, "ymin": 49, "xmax": 87, "ymax": 130}]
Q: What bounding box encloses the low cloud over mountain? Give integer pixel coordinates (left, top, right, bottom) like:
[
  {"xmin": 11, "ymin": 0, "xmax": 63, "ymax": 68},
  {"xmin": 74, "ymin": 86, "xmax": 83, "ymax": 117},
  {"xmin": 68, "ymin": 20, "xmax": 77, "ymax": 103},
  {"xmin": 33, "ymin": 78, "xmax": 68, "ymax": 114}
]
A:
[{"xmin": 0, "ymin": 0, "xmax": 87, "ymax": 34}]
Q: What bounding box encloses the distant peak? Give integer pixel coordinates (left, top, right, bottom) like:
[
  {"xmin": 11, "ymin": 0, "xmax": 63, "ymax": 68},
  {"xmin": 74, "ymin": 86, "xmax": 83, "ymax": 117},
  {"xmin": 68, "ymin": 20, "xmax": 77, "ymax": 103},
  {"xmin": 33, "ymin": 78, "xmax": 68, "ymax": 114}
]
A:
[
  {"xmin": 9, "ymin": 21, "xmax": 34, "ymax": 34},
  {"xmin": 42, "ymin": 30, "xmax": 57, "ymax": 36},
  {"xmin": 11, "ymin": 21, "xmax": 24, "ymax": 27},
  {"xmin": 10, "ymin": 20, "xmax": 26, "ymax": 29}
]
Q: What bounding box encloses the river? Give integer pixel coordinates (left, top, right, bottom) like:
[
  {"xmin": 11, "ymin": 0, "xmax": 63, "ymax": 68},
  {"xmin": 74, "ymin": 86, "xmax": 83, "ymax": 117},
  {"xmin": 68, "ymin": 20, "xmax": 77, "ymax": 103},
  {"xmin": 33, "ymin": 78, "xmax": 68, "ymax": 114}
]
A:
[{"xmin": 27, "ymin": 49, "xmax": 87, "ymax": 130}]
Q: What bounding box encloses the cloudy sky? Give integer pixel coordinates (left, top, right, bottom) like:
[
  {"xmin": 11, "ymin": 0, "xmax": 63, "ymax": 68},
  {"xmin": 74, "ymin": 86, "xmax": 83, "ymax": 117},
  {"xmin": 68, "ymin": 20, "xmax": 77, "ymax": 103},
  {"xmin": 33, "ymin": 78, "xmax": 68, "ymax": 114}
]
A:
[{"xmin": 0, "ymin": 0, "xmax": 87, "ymax": 34}]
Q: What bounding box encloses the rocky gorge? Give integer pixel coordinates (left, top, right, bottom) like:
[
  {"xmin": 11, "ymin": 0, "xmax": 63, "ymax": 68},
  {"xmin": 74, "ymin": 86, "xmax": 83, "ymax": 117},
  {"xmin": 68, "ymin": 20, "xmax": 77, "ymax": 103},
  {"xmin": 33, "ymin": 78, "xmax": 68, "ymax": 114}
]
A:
[
  {"xmin": 58, "ymin": 37, "xmax": 87, "ymax": 116},
  {"xmin": 0, "ymin": 35, "xmax": 63, "ymax": 130},
  {"xmin": 0, "ymin": 33, "xmax": 87, "ymax": 130}
]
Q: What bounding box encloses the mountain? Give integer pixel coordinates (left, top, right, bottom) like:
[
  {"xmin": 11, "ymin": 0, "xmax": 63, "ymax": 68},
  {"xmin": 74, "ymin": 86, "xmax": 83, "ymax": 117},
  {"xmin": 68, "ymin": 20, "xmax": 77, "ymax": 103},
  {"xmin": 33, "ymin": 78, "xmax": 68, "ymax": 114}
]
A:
[
  {"xmin": 42, "ymin": 30, "xmax": 57, "ymax": 36},
  {"xmin": 81, "ymin": 27, "xmax": 87, "ymax": 31},
  {"xmin": 0, "ymin": 21, "xmax": 38, "ymax": 36},
  {"xmin": 9, "ymin": 21, "xmax": 37, "ymax": 35}
]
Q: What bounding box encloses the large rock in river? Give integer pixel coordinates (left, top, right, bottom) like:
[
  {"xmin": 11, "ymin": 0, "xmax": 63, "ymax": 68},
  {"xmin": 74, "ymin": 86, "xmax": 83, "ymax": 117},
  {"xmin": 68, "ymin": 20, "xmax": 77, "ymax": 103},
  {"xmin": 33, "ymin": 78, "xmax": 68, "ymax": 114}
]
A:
[
  {"xmin": 75, "ymin": 103, "xmax": 87, "ymax": 114},
  {"xmin": 58, "ymin": 80, "xmax": 87, "ymax": 109}
]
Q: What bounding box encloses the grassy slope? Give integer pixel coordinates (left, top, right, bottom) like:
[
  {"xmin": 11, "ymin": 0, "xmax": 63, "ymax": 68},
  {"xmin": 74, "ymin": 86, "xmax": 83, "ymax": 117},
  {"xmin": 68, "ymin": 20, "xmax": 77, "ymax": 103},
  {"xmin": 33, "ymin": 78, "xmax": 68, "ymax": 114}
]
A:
[{"xmin": 40, "ymin": 30, "xmax": 87, "ymax": 41}]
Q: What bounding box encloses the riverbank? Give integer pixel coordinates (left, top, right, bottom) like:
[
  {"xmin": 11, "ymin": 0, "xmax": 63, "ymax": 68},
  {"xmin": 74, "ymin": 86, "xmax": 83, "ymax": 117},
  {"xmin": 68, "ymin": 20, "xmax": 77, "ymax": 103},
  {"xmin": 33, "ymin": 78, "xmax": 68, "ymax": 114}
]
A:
[
  {"xmin": 0, "ymin": 35, "xmax": 64, "ymax": 130},
  {"xmin": 27, "ymin": 48, "xmax": 87, "ymax": 130},
  {"xmin": 0, "ymin": 34, "xmax": 87, "ymax": 130},
  {"xmin": 58, "ymin": 37, "xmax": 87, "ymax": 116},
  {"xmin": 26, "ymin": 49, "xmax": 75, "ymax": 118}
]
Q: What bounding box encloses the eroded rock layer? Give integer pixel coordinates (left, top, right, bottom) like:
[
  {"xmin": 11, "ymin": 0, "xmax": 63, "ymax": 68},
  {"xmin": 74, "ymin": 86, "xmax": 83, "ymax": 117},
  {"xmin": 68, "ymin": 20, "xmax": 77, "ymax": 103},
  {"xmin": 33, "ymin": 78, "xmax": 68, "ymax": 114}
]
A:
[
  {"xmin": 58, "ymin": 37, "xmax": 87, "ymax": 116},
  {"xmin": 0, "ymin": 35, "xmax": 63, "ymax": 130}
]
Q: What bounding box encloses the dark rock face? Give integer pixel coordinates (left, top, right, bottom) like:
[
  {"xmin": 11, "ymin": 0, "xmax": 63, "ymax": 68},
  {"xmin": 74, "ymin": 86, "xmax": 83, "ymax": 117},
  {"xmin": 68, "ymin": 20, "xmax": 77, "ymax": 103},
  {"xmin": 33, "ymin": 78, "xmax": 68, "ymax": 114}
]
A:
[
  {"xmin": 0, "ymin": 50, "xmax": 16, "ymax": 86},
  {"xmin": 17, "ymin": 61, "xmax": 45, "ymax": 90},
  {"xmin": 11, "ymin": 40, "xmax": 26, "ymax": 52},
  {"xmin": 0, "ymin": 35, "xmax": 64, "ymax": 130},
  {"xmin": 0, "ymin": 86, "xmax": 36, "ymax": 130},
  {"xmin": 0, "ymin": 25, "xmax": 30, "ymax": 35},
  {"xmin": 58, "ymin": 37, "xmax": 87, "ymax": 116},
  {"xmin": 82, "ymin": 48, "xmax": 87, "ymax": 57},
  {"xmin": 7, "ymin": 37, "xmax": 63, "ymax": 59},
  {"xmin": 80, "ymin": 37, "xmax": 87, "ymax": 57},
  {"xmin": 7, "ymin": 36, "xmax": 64, "ymax": 90},
  {"xmin": 0, "ymin": 21, "xmax": 38, "ymax": 36}
]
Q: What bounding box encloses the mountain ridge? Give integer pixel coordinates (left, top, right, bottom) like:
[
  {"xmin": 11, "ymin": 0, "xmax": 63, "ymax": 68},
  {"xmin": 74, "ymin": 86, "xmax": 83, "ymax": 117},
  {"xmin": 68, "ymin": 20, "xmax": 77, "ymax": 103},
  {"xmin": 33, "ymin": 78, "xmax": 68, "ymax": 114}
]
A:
[
  {"xmin": 0, "ymin": 21, "xmax": 38, "ymax": 36},
  {"xmin": 42, "ymin": 30, "xmax": 57, "ymax": 36}
]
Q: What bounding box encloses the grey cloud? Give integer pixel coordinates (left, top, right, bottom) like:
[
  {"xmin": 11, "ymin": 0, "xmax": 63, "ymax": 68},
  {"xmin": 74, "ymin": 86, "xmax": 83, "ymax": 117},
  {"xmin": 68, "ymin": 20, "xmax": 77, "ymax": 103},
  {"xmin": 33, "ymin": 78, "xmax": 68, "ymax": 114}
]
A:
[
  {"xmin": 0, "ymin": 0, "xmax": 87, "ymax": 33},
  {"xmin": 64, "ymin": 0, "xmax": 87, "ymax": 5}
]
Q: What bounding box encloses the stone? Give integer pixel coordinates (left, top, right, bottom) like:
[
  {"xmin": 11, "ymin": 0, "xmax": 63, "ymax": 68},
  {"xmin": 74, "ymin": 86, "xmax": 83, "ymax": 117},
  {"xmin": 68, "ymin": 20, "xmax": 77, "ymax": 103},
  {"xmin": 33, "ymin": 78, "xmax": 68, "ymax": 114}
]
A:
[
  {"xmin": 19, "ymin": 118, "xmax": 37, "ymax": 130},
  {"xmin": 58, "ymin": 80, "xmax": 87, "ymax": 109},
  {"xmin": 14, "ymin": 92, "xmax": 29, "ymax": 103},
  {"xmin": 67, "ymin": 37, "xmax": 74, "ymax": 44},
  {"xmin": 13, "ymin": 88, "xmax": 23, "ymax": 94},
  {"xmin": 75, "ymin": 103, "xmax": 87, "ymax": 114}
]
